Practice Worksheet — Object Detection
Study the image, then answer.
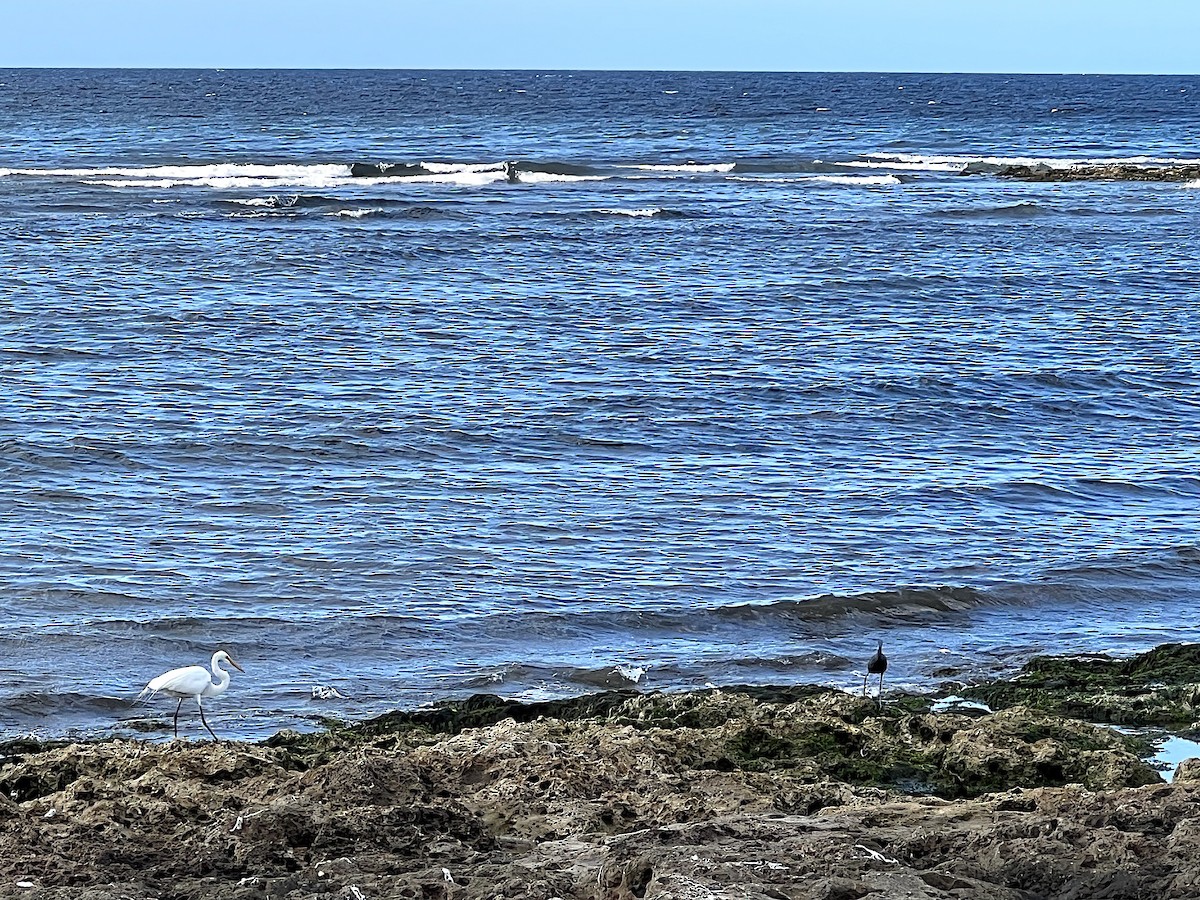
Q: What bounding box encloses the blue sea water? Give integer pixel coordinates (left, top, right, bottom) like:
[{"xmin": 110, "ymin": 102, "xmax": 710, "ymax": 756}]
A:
[{"xmin": 1, "ymin": 70, "xmax": 1199, "ymax": 740}]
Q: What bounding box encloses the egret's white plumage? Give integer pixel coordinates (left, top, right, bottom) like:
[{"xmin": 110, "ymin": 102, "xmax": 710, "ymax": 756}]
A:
[{"xmin": 139, "ymin": 649, "xmax": 244, "ymax": 739}]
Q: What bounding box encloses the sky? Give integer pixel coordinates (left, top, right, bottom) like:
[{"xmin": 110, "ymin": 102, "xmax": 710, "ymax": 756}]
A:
[{"xmin": 3, "ymin": 0, "xmax": 1199, "ymax": 73}]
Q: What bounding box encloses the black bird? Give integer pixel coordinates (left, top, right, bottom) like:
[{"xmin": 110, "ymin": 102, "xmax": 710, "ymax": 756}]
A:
[{"xmin": 864, "ymin": 641, "xmax": 888, "ymax": 700}]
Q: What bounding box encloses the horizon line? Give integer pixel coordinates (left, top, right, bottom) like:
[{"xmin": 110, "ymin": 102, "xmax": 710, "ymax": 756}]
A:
[{"xmin": 3, "ymin": 66, "xmax": 1199, "ymax": 77}]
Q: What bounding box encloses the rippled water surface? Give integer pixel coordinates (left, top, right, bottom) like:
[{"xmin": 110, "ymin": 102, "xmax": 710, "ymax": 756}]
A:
[{"xmin": 1, "ymin": 71, "xmax": 1199, "ymax": 738}]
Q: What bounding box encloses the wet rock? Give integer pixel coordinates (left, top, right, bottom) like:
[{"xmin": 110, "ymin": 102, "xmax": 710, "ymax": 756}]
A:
[
  {"xmin": 1, "ymin": 653, "xmax": 1198, "ymax": 898},
  {"xmin": 990, "ymin": 164, "xmax": 1200, "ymax": 182},
  {"xmin": 1174, "ymin": 758, "xmax": 1200, "ymax": 783},
  {"xmin": 963, "ymin": 643, "xmax": 1200, "ymax": 726},
  {"xmin": 348, "ymin": 162, "xmax": 430, "ymax": 178}
]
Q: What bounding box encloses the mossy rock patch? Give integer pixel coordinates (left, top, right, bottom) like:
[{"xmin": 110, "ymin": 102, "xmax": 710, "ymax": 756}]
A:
[{"xmin": 962, "ymin": 643, "xmax": 1200, "ymax": 726}]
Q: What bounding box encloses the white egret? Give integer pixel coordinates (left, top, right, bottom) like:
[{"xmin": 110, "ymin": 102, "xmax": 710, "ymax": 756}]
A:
[{"xmin": 138, "ymin": 649, "xmax": 245, "ymax": 740}]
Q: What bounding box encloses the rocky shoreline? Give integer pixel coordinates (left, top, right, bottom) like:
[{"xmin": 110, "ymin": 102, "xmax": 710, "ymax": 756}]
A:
[
  {"xmin": 979, "ymin": 162, "xmax": 1200, "ymax": 182},
  {"xmin": 3, "ymin": 645, "xmax": 1200, "ymax": 899}
]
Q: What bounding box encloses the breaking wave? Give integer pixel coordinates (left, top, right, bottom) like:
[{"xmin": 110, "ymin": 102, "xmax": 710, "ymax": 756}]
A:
[
  {"xmin": 809, "ymin": 174, "xmax": 901, "ymax": 186},
  {"xmin": 863, "ymin": 152, "xmax": 1200, "ymax": 174},
  {"xmin": 596, "ymin": 207, "xmax": 673, "ymax": 217},
  {"xmin": 5, "ymin": 154, "xmax": 1199, "ymax": 191},
  {"xmin": 0, "ymin": 163, "xmax": 349, "ymax": 182},
  {"xmin": 216, "ymin": 195, "xmax": 461, "ymax": 219},
  {"xmin": 711, "ymin": 586, "xmax": 992, "ymax": 624},
  {"xmin": 560, "ymin": 664, "xmax": 649, "ymax": 688},
  {"xmin": 622, "ymin": 162, "xmax": 737, "ymax": 173}
]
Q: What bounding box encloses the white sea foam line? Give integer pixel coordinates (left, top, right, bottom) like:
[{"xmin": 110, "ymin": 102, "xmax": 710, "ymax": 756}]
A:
[
  {"xmin": 620, "ymin": 162, "xmax": 736, "ymax": 173},
  {"xmin": 597, "ymin": 207, "xmax": 663, "ymax": 217},
  {"xmin": 842, "ymin": 160, "xmax": 962, "ymax": 172},
  {"xmin": 419, "ymin": 160, "xmax": 506, "ymax": 174},
  {"xmin": 614, "ymin": 664, "xmax": 647, "ymax": 684},
  {"xmin": 408, "ymin": 171, "xmax": 507, "ymax": 186},
  {"xmin": 812, "ymin": 174, "xmax": 901, "ymax": 185},
  {"xmin": 1185, "ymin": 179, "xmax": 1200, "ymax": 189},
  {"xmin": 517, "ymin": 171, "xmax": 609, "ymax": 183},
  {"xmin": 331, "ymin": 208, "xmax": 377, "ymax": 218},
  {"xmin": 340, "ymin": 173, "xmax": 503, "ymax": 187},
  {"xmin": 86, "ymin": 170, "xmax": 510, "ymax": 189},
  {"xmin": 85, "ymin": 176, "xmax": 352, "ymax": 189},
  {"xmin": 865, "ymin": 152, "xmax": 1200, "ymax": 169},
  {"xmin": 1, "ymin": 163, "xmax": 351, "ymax": 179}
]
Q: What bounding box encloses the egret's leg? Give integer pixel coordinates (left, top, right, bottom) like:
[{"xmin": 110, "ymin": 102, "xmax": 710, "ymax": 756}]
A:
[
  {"xmin": 878, "ymin": 672, "xmax": 885, "ymax": 706},
  {"xmin": 862, "ymin": 673, "xmax": 868, "ymax": 696},
  {"xmin": 197, "ymin": 698, "xmax": 219, "ymax": 741},
  {"xmin": 173, "ymin": 698, "xmax": 183, "ymax": 738}
]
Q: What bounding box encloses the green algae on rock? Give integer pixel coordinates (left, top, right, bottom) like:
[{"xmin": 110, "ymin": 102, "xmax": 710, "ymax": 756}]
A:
[
  {"xmin": 0, "ymin": 684, "xmax": 1176, "ymax": 900},
  {"xmin": 0, "ymin": 662, "xmax": 1190, "ymax": 900},
  {"xmin": 255, "ymin": 685, "xmax": 1160, "ymax": 799},
  {"xmin": 986, "ymin": 163, "xmax": 1200, "ymax": 182},
  {"xmin": 960, "ymin": 642, "xmax": 1200, "ymax": 727}
]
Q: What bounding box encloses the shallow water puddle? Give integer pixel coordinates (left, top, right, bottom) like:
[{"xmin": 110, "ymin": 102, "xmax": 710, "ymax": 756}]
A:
[
  {"xmin": 1113, "ymin": 728, "xmax": 1200, "ymax": 780},
  {"xmin": 1150, "ymin": 735, "xmax": 1200, "ymax": 779}
]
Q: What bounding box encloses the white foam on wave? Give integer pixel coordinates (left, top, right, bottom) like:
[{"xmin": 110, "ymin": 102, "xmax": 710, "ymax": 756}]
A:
[
  {"xmin": 613, "ymin": 664, "xmax": 648, "ymax": 684},
  {"xmin": 363, "ymin": 162, "xmax": 508, "ymax": 186},
  {"xmin": 811, "ymin": 174, "xmax": 901, "ymax": 186},
  {"xmin": 4, "ymin": 163, "xmax": 351, "ymax": 181},
  {"xmin": 409, "ymin": 170, "xmax": 507, "ymax": 186},
  {"xmin": 843, "ymin": 159, "xmax": 962, "ymax": 172},
  {"xmin": 623, "ymin": 162, "xmax": 736, "ymax": 173},
  {"xmin": 1185, "ymin": 179, "xmax": 1200, "ymax": 189},
  {"xmin": 6, "ymin": 161, "xmax": 512, "ymax": 190},
  {"xmin": 86, "ymin": 176, "xmax": 347, "ymax": 189},
  {"xmin": 517, "ymin": 171, "xmax": 609, "ymax": 183},
  {"xmin": 331, "ymin": 208, "xmax": 378, "ymax": 218},
  {"xmin": 597, "ymin": 207, "xmax": 664, "ymax": 217},
  {"xmin": 866, "ymin": 152, "xmax": 1200, "ymax": 171},
  {"xmin": 310, "ymin": 685, "xmax": 347, "ymax": 700},
  {"xmin": 419, "ymin": 160, "xmax": 506, "ymax": 174}
]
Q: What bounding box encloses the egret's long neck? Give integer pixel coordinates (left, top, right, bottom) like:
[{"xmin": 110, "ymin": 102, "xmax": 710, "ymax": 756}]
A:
[{"xmin": 209, "ymin": 654, "xmax": 232, "ymax": 697}]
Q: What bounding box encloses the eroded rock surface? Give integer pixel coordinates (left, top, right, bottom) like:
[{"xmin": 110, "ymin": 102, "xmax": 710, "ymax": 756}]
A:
[
  {"xmin": 962, "ymin": 642, "xmax": 1200, "ymax": 727},
  {"xmin": 988, "ymin": 163, "xmax": 1200, "ymax": 182},
  {"xmin": 0, "ymin": 684, "xmax": 1183, "ymax": 899}
]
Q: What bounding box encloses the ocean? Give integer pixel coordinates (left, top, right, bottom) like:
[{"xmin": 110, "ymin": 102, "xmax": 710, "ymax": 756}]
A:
[{"xmin": 1, "ymin": 69, "xmax": 1198, "ymax": 740}]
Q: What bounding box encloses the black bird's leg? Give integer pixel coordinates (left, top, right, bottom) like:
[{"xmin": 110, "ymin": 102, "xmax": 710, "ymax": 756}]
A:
[
  {"xmin": 197, "ymin": 699, "xmax": 219, "ymax": 741},
  {"xmin": 173, "ymin": 698, "xmax": 183, "ymax": 738},
  {"xmin": 195, "ymin": 700, "xmax": 219, "ymax": 744},
  {"xmin": 878, "ymin": 671, "xmax": 885, "ymax": 706},
  {"xmin": 862, "ymin": 672, "xmax": 869, "ymax": 696}
]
